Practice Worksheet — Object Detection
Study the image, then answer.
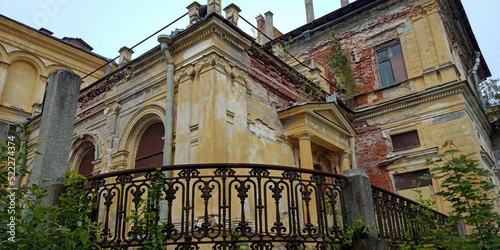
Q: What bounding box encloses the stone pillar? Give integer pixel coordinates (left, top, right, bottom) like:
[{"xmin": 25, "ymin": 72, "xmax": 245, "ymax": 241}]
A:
[
  {"xmin": 305, "ymin": 0, "xmax": 315, "ymax": 23},
  {"xmin": 187, "ymin": 2, "xmax": 201, "ymax": 28},
  {"xmin": 298, "ymin": 132, "xmax": 314, "ymax": 170},
  {"xmin": 339, "ymin": 151, "xmax": 350, "ymax": 172},
  {"xmin": 207, "ymin": 0, "xmax": 221, "ymax": 15},
  {"xmin": 118, "ymin": 46, "xmax": 134, "ymax": 65},
  {"xmin": 29, "ymin": 69, "xmax": 82, "ymax": 206},
  {"xmin": 223, "ymin": 3, "xmax": 241, "ymax": 26},
  {"xmin": 342, "ymin": 168, "xmax": 387, "ymax": 249}
]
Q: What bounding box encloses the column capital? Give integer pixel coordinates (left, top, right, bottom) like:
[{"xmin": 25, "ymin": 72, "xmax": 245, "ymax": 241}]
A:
[{"xmin": 296, "ymin": 132, "xmax": 313, "ymax": 141}]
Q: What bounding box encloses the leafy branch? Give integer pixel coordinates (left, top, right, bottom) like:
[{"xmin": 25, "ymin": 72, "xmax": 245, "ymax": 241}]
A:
[{"xmin": 325, "ymin": 31, "xmax": 359, "ymax": 100}]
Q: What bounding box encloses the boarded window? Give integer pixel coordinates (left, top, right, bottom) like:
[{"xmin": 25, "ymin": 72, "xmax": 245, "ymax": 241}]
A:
[
  {"xmin": 377, "ymin": 43, "xmax": 408, "ymax": 87},
  {"xmin": 78, "ymin": 148, "xmax": 95, "ymax": 177},
  {"xmin": 135, "ymin": 122, "xmax": 164, "ymax": 171},
  {"xmin": 394, "ymin": 169, "xmax": 432, "ymax": 191},
  {"xmin": 391, "ymin": 130, "xmax": 420, "ymax": 151}
]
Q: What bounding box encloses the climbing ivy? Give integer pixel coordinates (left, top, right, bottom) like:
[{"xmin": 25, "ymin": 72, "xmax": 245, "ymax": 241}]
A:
[{"xmin": 324, "ymin": 31, "xmax": 359, "ymax": 100}]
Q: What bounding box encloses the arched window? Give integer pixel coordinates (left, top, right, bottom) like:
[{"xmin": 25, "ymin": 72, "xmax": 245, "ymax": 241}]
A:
[
  {"xmin": 78, "ymin": 147, "xmax": 95, "ymax": 177},
  {"xmin": 135, "ymin": 122, "xmax": 164, "ymax": 170}
]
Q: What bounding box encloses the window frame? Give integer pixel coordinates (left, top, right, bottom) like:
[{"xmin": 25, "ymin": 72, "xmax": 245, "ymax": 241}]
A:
[
  {"xmin": 390, "ymin": 130, "xmax": 420, "ymax": 152},
  {"xmin": 376, "ymin": 40, "xmax": 408, "ymax": 88}
]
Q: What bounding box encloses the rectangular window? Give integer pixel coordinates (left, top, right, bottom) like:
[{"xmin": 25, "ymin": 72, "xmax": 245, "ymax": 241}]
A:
[
  {"xmin": 377, "ymin": 43, "xmax": 408, "ymax": 87},
  {"xmin": 394, "ymin": 169, "xmax": 432, "ymax": 191},
  {"xmin": 391, "ymin": 130, "xmax": 420, "ymax": 151}
]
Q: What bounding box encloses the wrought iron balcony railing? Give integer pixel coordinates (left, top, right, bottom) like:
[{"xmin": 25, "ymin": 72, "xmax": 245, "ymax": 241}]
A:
[
  {"xmin": 372, "ymin": 185, "xmax": 449, "ymax": 247},
  {"xmin": 83, "ymin": 164, "xmax": 347, "ymax": 249},
  {"xmin": 80, "ymin": 163, "xmax": 449, "ymax": 249}
]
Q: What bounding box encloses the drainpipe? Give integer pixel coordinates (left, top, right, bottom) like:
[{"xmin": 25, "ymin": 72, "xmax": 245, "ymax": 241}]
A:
[
  {"xmin": 104, "ymin": 61, "xmax": 114, "ymax": 76},
  {"xmin": 158, "ymin": 35, "xmax": 174, "ymax": 225},
  {"xmin": 472, "ymin": 51, "xmax": 486, "ymax": 110},
  {"xmin": 158, "ymin": 35, "xmax": 174, "ymax": 166}
]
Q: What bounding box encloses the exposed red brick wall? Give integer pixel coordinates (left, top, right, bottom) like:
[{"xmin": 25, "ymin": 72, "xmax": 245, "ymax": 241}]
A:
[
  {"xmin": 285, "ymin": 2, "xmax": 416, "ymax": 105},
  {"xmin": 248, "ymin": 45, "xmax": 325, "ymax": 109},
  {"xmin": 78, "ymin": 66, "xmax": 132, "ymax": 119},
  {"xmin": 355, "ymin": 121, "xmax": 393, "ymax": 190}
]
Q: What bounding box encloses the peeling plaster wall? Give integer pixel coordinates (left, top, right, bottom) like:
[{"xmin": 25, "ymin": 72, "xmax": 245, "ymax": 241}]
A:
[{"xmin": 279, "ymin": 0, "xmax": 495, "ymax": 199}]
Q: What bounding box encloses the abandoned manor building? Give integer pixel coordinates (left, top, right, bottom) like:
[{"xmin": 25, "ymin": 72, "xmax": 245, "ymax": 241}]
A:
[{"xmin": 0, "ymin": 0, "xmax": 497, "ymax": 248}]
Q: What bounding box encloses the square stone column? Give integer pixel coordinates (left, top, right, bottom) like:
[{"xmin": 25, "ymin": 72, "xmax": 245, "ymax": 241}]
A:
[
  {"xmin": 29, "ymin": 69, "xmax": 82, "ymax": 206},
  {"xmin": 342, "ymin": 168, "xmax": 388, "ymax": 249}
]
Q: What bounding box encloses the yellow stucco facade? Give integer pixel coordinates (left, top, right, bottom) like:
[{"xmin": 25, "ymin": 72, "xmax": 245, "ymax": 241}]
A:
[{"xmin": 0, "ymin": 15, "xmax": 109, "ymax": 125}]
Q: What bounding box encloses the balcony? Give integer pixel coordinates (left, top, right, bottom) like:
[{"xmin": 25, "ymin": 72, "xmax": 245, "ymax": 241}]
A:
[{"xmin": 80, "ymin": 164, "xmax": 448, "ymax": 249}]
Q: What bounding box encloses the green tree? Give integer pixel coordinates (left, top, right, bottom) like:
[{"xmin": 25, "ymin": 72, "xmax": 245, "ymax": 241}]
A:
[
  {"xmin": 0, "ymin": 125, "xmax": 101, "ymax": 249},
  {"xmin": 422, "ymin": 141, "xmax": 500, "ymax": 249}
]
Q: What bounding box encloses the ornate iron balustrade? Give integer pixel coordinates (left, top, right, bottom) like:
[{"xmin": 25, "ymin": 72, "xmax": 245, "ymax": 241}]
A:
[
  {"xmin": 83, "ymin": 164, "xmax": 348, "ymax": 249},
  {"xmin": 371, "ymin": 185, "xmax": 449, "ymax": 247}
]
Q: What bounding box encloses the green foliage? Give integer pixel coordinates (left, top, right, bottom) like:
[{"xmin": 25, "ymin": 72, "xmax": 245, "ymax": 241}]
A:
[
  {"xmin": 124, "ymin": 169, "xmax": 168, "ymax": 249},
  {"xmin": 0, "ymin": 125, "xmax": 101, "ymax": 249},
  {"xmin": 481, "ymin": 78, "xmax": 500, "ymax": 127},
  {"xmin": 398, "ymin": 185, "xmax": 458, "ymax": 249},
  {"xmin": 280, "ymin": 36, "xmax": 293, "ymax": 58},
  {"xmin": 342, "ymin": 218, "xmax": 370, "ymax": 248},
  {"xmin": 481, "ymin": 78, "xmax": 500, "ymax": 108},
  {"xmin": 324, "ymin": 30, "xmax": 359, "ymax": 99},
  {"xmin": 421, "ymin": 141, "xmax": 500, "ymax": 249}
]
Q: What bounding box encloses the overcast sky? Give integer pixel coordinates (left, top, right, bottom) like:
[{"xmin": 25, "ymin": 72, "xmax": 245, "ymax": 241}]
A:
[{"xmin": 1, "ymin": 0, "xmax": 498, "ymax": 80}]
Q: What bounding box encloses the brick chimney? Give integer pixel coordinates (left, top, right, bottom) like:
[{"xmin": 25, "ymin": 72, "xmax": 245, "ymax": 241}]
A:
[
  {"xmin": 207, "ymin": 0, "xmax": 221, "ymax": 15},
  {"xmin": 187, "ymin": 2, "xmax": 201, "ymax": 28},
  {"xmin": 264, "ymin": 11, "xmax": 274, "ymax": 41},
  {"xmin": 256, "ymin": 14, "xmax": 266, "ymax": 44},
  {"xmin": 305, "ymin": 0, "xmax": 315, "ymax": 23},
  {"xmin": 341, "ymin": 0, "xmax": 349, "ymax": 7},
  {"xmin": 223, "ymin": 4, "xmax": 241, "ymax": 26}
]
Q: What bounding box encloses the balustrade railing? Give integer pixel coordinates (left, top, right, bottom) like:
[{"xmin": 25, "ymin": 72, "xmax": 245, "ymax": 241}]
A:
[
  {"xmin": 78, "ymin": 164, "xmax": 450, "ymax": 249},
  {"xmin": 83, "ymin": 164, "xmax": 348, "ymax": 249},
  {"xmin": 372, "ymin": 185, "xmax": 449, "ymax": 247}
]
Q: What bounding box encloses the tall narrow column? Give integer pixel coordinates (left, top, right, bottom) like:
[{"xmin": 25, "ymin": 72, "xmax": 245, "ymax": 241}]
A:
[
  {"xmin": 305, "ymin": 0, "xmax": 315, "ymax": 23},
  {"xmin": 264, "ymin": 11, "xmax": 274, "ymax": 42},
  {"xmin": 339, "ymin": 151, "xmax": 350, "ymax": 172},
  {"xmin": 298, "ymin": 132, "xmax": 314, "ymax": 170},
  {"xmin": 29, "ymin": 69, "xmax": 82, "ymax": 206}
]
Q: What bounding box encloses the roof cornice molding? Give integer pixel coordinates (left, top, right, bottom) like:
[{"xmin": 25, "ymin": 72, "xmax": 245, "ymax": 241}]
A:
[{"xmin": 0, "ymin": 16, "xmax": 107, "ymax": 69}]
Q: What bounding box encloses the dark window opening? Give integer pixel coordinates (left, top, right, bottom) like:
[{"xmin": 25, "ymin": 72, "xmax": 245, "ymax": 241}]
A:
[
  {"xmin": 377, "ymin": 43, "xmax": 408, "ymax": 87},
  {"xmin": 391, "ymin": 130, "xmax": 420, "ymax": 151},
  {"xmin": 78, "ymin": 147, "xmax": 95, "ymax": 177},
  {"xmin": 394, "ymin": 169, "xmax": 432, "ymax": 191},
  {"xmin": 135, "ymin": 122, "xmax": 165, "ymax": 174}
]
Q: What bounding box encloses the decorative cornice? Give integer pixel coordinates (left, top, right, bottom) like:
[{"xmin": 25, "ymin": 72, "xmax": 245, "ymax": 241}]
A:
[
  {"xmin": 410, "ymin": 0, "xmax": 438, "ymax": 19},
  {"xmin": 132, "ymin": 54, "xmax": 164, "ymax": 76},
  {"xmin": 170, "ymin": 19, "xmax": 248, "ymax": 54},
  {"xmin": 174, "ymin": 52, "xmax": 250, "ymax": 85},
  {"xmin": 0, "ymin": 25, "xmax": 104, "ymax": 68},
  {"xmin": 355, "ymin": 84, "xmax": 463, "ymax": 122}
]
